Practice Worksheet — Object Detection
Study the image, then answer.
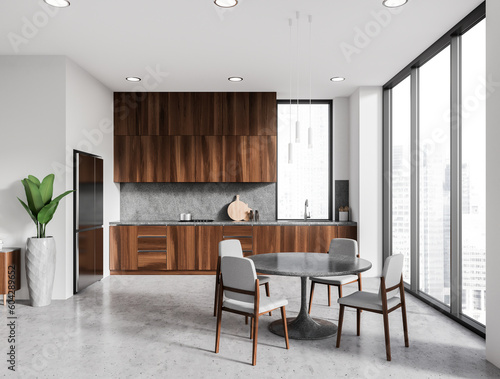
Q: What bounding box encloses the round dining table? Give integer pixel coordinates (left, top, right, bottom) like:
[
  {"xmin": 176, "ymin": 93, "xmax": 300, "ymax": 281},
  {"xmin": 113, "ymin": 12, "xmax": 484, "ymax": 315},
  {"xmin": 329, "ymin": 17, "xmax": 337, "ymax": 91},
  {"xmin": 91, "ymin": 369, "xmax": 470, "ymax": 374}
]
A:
[{"xmin": 248, "ymin": 252, "xmax": 372, "ymax": 340}]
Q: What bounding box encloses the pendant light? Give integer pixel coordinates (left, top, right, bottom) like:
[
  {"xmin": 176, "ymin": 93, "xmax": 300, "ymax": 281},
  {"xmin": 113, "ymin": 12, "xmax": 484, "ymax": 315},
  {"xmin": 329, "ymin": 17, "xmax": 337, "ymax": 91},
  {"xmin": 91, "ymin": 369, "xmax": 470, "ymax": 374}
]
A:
[
  {"xmin": 295, "ymin": 11, "xmax": 301, "ymax": 143},
  {"xmin": 308, "ymin": 15, "xmax": 313, "ymax": 149},
  {"xmin": 288, "ymin": 18, "xmax": 294, "ymax": 164}
]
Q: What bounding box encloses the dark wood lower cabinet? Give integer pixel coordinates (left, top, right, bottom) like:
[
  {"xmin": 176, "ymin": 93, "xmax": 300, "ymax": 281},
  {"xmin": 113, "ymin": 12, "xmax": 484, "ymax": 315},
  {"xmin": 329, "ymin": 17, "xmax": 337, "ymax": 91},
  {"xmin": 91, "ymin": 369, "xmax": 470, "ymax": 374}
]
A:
[
  {"xmin": 195, "ymin": 225, "xmax": 223, "ymax": 270},
  {"xmin": 110, "ymin": 224, "xmax": 357, "ymax": 274}
]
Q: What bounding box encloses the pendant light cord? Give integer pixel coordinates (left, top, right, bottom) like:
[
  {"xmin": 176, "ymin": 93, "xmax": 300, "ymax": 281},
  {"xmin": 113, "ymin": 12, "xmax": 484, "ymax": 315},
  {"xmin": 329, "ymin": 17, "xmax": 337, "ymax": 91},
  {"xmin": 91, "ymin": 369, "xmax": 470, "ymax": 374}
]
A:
[
  {"xmin": 289, "ymin": 18, "xmax": 293, "ymax": 145},
  {"xmin": 309, "ymin": 15, "xmax": 312, "ymax": 128},
  {"xmin": 296, "ymin": 11, "xmax": 300, "ymax": 124}
]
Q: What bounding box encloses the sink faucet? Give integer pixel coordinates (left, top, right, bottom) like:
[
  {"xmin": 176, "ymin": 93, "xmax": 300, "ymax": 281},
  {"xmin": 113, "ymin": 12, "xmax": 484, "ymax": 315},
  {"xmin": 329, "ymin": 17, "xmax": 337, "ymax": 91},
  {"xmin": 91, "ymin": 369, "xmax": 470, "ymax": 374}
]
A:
[{"xmin": 304, "ymin": 199, "xmax": 311, "ymax": 221}]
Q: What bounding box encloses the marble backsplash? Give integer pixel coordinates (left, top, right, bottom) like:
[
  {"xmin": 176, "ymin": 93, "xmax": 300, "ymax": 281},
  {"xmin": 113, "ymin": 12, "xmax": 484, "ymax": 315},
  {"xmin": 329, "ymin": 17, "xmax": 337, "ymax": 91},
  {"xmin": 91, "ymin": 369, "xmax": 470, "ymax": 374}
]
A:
[{"xmin": 120, "ymin": 183, "xmax": 276, "ymax": 221}]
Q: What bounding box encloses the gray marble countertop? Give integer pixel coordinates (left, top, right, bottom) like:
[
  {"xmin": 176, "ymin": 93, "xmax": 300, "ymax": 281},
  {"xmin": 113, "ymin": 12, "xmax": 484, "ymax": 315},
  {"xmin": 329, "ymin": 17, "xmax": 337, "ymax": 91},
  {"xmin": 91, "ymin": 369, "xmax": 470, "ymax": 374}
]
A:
[
  {"xmin": 110, "ymin": 220, "xmax": 357, "ymax": 226},
  {"xmin": 248, "ymin": 253, "xmax": 371, "ymax": 277}
]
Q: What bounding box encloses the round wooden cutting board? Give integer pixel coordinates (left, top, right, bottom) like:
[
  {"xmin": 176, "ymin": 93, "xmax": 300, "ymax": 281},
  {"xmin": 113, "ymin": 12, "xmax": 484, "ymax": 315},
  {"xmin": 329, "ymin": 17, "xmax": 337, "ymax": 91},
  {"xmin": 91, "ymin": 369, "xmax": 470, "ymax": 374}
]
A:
[{"xmin": 227, "ymin": 195, "xmax": 252, "ymax": 221}]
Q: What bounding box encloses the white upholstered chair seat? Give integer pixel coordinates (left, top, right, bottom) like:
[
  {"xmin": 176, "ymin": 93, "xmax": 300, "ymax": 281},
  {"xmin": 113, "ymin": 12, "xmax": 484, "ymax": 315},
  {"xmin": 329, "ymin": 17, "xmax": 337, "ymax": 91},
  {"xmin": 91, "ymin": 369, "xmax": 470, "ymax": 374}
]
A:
[
  {"xmin": 257, "ymin": 275, "xmax": 270, "ymax": 284},
  {"xmin": 310, "ymin": 274, "xmax": 358, "ymax": 286},
  {"xmin": 223, "ymin": 296, "xmax": 288, "ymax": 314},
  {"xmin": 338, "ymin": 291, "xmax": 401, "ymax": 311}
]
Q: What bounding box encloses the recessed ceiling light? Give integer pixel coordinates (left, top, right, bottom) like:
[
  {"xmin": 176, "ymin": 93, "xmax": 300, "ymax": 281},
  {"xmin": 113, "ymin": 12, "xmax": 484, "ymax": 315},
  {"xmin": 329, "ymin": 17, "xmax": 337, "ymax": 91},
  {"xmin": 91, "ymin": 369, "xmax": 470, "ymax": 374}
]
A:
[
  {"xmin": 214, "ymin": 0, "xmax": 238, "ymax": 8},
  {"xmin": 382, "ymin": 0, "xmax": 408, "ymax": 8},
  {"xmin": 126, "ymin": 77, "xmax": 141, "ymax": 82},
  {"xmin": 228, "ymin": 77, "xmax": 243, "ymax": 82},
  {"xmin": 330, "ymin": 77, "xmax": 345, "ymax": 82},
  {"xmin": 43, "ymin": 0, "xmax": 70, "ymax": 7}
]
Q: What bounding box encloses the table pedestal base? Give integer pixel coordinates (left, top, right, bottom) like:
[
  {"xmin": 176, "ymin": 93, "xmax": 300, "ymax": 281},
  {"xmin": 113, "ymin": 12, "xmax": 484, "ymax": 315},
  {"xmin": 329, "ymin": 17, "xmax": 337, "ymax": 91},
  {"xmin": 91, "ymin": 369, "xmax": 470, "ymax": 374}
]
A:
[
  {"xmin": 269, "ymin": 315, "xmax": 337, "ymax": 340},
  {"xmin": 268, "ymin": 276, "xmax": 337, "ymax": 340}
]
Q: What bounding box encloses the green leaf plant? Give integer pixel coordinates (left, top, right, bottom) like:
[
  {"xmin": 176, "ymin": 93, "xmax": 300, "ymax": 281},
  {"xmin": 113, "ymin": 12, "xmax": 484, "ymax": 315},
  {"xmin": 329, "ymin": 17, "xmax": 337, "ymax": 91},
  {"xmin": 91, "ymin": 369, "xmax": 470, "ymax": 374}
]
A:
[{"xmin": 18, "ymin": 174, "xmax": 74, "ymax": 238}]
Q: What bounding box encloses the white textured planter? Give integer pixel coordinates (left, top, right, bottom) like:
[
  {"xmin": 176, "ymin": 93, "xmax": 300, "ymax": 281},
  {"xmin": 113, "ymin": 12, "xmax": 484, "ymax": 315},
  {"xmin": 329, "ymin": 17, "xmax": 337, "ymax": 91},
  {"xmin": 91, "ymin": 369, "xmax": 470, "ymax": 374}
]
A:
[
  {"xmin": 339, "ymin": 212, "xmax": 349, "ymax": 222},
  {"xmin": 26, "ymin": 237, "xmax": 56, "ymax": 307}
]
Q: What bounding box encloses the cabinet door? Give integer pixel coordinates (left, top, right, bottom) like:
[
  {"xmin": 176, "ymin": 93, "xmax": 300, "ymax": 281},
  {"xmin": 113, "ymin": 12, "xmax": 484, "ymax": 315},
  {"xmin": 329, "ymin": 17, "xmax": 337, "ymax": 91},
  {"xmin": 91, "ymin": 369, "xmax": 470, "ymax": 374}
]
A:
[
  {"xmin": 168, "ymin": 93, "xmax": 195, "ymax": 135},
  {"xmin": 223, "ymin": 92, "xmax": 250, "ymax": 135},
  {"xmin": 110, "ymin": 226, "xmax": 138, "ymax": 270},
  {"xmin": 196, "ymin": 225, "xmax": 223, "ymax": 270},
  {"xmin": 222, "ymin": 136, "xmax": 246, "ymax": 182},
  {"xmin": 167, "ymin": 226, "xmax": 196, "ymax": 270},
  {"xmin": 193, "ymin": 93, "xmax": 223, "ymax": 136},
  {"xmin": 259, "ymin": 136, "xmax": 277, "ymax": 182},
  {"xmin": 281, "ymin": 226, "xmax": 310, "ymax": 252},
  {"xmin": 195, "ymin": 136, "xmax": 223, "ymax": 182},
  {"xmin": 254, "ymin": 226, "xmax": 281, "ymax": 255},
  {"xmin": 170, "ymin": 136, "xmax": 196, "ymax": 182},
  {"xmin": 114, "ymin": 92, "xmax": 139, "ymax": 135},
  {"xmin": 309, "ymin": 226, "xmax": 338, "ymax": 253},
  {"xmin": 140, "ymin": 136, "xmax": 170, "ymax": 182},
  {"xmin": 114, "ymin": 136, "xmax": 141, "ymax": 182},
  {"xmin": 139, "ymin": 92, "xmax": 161, "ymax": 136},
  {"xmin": 249, "ymin": 92, "xmax": 277, "ymax": 136},
  {"xmin": 338, "ymin": 226, "xmax": 357, "ymax": 240}
]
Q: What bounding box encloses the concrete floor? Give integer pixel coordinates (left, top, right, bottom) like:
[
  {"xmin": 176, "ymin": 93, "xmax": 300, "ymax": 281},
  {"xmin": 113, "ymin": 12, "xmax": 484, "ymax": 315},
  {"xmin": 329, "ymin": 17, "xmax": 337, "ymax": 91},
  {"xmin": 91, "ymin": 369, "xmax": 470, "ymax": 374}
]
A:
[{"xmin": 3, "ymin": 275, "xmax": 499, "ymax": 378}]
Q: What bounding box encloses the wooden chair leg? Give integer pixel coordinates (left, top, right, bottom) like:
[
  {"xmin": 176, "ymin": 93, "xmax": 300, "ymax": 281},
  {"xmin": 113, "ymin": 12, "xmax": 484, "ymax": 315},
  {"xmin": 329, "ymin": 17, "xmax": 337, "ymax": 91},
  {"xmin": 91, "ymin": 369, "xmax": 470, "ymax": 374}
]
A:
[
  {"xmin": 250, "ymin": 317, "xmax": 253, "ymax": 339},
  {"xmin": 245, "ymin": 316, "xmax": 248, "ymax": 325},
  {"xmin": 213, "ymin": 276, "xmax": 219, "ymax": 317},
  {"xmin": 252, "ymin": 315, "xmax": 259, "ymax": 366},
  {"xmin": 308, "ymin": 281, "xmax": 315, "ymax": 314},
  {"xmin": 356, "ymin": 309, "xmax": 361, "ymax": 336},
  {"xmin": 401, "ymin": 296, "xmax": 409, "ymax": 347},
  {"xmin": 383, "ymin": 310, "xmax": 391, "ymax": 361},
  {"xmin": 265, "ymin": 283, "xmax": 272, "ymax": 316},
  {"xmin": 215, "ymin": 297, "xmax": 223, "ymax": 353},
  {"xmin": 3, "ymin": 294, "xmax": 6, "ymax": 306},
  {"xmin": 338, "ymin": 285, "xmax": 343, "ymax": 299},
  {"xmin": 336, "ymin": 305, "xmax": 345, "ymax": 348},
  {"xmin": 281, "ymin": 306, "xmax": 289, "ymax": 349},
  {"xmin": 328, "ymin": 285, "xmax": 332, "ymax": 306}
]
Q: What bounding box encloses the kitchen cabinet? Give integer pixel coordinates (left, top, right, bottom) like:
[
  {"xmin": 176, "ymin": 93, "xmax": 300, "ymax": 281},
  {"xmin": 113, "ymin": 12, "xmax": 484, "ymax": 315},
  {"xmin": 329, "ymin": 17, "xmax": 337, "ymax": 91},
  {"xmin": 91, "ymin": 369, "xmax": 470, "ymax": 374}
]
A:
[
  {"xmin": 254, "ymin": 226, "xmax": 281, "ymax": 254},
  {"xmin": 140, "ymin": 136, "xmax": 169, "ymax": 182},
  {"xmin": 195, "ymin": 136, "xmax": 223, "ymax": 182},
  {"xmin": 338, "ymin": 225, "xmax": 357, "ymax": 240},
  {"xmin": 281, "ymin": 226, "xmax": 310, "ymax": 252},
  {"xmin": 167, "ymin": 226, "xmax": 196, "ymax": 270},
  {"xmin": 195, "ymin": 225, "xmax": 223, "ymax": 270},
  {"xmin": 222, "ymin": 225, "xmax": 253, "ymax": 256},
  {"xmin": 222, "ymin": 136, "xmax": 276, "ymax": 182},
  {"xmin": 114, "ymin": 136, "xmax": 141, "ymax": 182},
  {"xmin": 110, "ymin": 225, "xmax": 138, "ymax": 270},
  {"xmin": 309, "ymin": 226, "xmax": 338, "ymax": 253},
  {"xmin": 249, "ymin": 92, "xmax": 277, "ymax": 136},
  {"xmin": 222, "ymin": 92, "xmax": 250, "ymax": 135},
  {"xmin": 169, "ymin": 136, "xmax": 196, "ymax": 182}
]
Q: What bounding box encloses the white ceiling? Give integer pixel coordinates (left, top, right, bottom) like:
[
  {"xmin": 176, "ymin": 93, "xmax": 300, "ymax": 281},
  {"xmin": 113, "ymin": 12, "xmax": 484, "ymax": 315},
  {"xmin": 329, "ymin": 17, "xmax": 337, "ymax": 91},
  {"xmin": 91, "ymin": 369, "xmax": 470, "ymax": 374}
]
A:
[{"xmin": 0, "ymin": 0, "xmax": 483, "ymax": 98}]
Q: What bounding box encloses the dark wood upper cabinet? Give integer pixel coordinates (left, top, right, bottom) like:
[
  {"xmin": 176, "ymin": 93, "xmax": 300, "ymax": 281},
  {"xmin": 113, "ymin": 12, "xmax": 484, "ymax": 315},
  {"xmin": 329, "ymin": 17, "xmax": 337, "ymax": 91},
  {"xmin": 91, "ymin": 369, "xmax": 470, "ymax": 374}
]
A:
[
  {"xmin": 195, "ymin": 136, "xmax": 223, "ymax": 182},
  {"xmin": 114, "ymin": 92, "xmax": 139, "ymax": 135},
  {"xmin": 249, "ymin": 92, "xmax": 277, "ymax": 136},
  {"xmin": 170, "ymin": 136, "xmax": 196, "ymax": 182},
  {"xmin": 168, "ymin": 92, "xmax": 195, "ymax": 135},
  {"xmin": 222, "ymin": 92, "xmax": 250, "ymax": 135},
  {"xmin": 140, "ymin": 136, "xmax": 170, "ymax": 182},
  {"xmin": 114, "ymin": 136, "xmax": 141, "ymax": 182}
]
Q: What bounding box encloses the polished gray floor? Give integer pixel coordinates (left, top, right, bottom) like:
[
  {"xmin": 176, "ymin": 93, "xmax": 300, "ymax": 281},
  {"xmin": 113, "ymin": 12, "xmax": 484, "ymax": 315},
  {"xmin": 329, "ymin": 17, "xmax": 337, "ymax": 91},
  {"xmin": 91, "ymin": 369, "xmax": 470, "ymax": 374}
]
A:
[{"xmin": 3, "ymin": 275, "xmax": 499, "ymax": 378}]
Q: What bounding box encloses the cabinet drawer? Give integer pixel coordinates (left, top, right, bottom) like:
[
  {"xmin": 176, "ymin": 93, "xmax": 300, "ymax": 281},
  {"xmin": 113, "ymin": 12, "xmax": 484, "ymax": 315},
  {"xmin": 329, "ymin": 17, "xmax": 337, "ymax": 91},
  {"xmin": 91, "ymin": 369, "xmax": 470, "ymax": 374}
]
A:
[
  {"xmin": 223, "ymin": 225, "xmax": 253, "ymax": 237},
  {"xmin": 223, "ymin": 237, "xmax": 252, "ymax": 252},
  {"xmin": 137, "ymin": 237, "xmax": 167, "ymax": 251},
  {"xmin": 137, "ymin": 226, "xmax": 167, "ymax": 237},
  {"xmin": 138, "ymin": 252, "xmax": 167, "ymax": 270}
]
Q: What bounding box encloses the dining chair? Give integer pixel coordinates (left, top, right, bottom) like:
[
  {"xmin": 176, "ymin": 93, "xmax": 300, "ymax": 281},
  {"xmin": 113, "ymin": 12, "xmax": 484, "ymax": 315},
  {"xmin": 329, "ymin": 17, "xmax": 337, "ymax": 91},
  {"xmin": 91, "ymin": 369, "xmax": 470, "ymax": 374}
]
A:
[
  {"xmin": 336, "ymin": 254, "xmax": 409, "ymax": 361},
  {"xmin": 215, "ymin": 256, "xmax": 289, "ymax": 366},
  {"xmin": 308, "ymin": 238, "xmax": 361, "ymax": 314},
  {"xmin": 213, "ymin": 240, "xmax": 271, "ymax": 317}
]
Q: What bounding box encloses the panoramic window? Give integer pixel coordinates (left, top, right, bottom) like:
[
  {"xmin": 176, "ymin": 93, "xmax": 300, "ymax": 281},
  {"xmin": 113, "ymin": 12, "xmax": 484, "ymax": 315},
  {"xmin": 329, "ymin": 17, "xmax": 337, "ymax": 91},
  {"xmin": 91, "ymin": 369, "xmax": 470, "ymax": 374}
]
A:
[
  {"xmin": 460, "ymin": 19, "xmax": 486, "ymax": 324},
  {"xmin": 384, "ymin": 5, "xmax": 486, "ymax": 333},
  {"xmin": 391, "ymin": 76, "xmax": 412, "ymax": 284},
  {"xmin": 277, "ymin": 101, "xmax": 331, "ymax": 220}
]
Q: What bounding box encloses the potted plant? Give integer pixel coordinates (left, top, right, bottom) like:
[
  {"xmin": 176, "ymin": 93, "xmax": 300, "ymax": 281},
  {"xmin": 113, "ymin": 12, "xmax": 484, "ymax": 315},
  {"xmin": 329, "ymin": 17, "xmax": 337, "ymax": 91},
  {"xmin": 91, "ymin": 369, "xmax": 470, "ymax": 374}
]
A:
[{"xmin": 18, "ymin": 174, "xmax": 73, "ymax": 307}]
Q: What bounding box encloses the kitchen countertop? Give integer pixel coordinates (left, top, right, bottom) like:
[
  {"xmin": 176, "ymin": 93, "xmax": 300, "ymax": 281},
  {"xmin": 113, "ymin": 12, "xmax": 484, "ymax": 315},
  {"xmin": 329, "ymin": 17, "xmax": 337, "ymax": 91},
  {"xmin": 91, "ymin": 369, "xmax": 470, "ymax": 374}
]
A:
[{"xmin": 110, "ymin": 220, "xmax": 357, "ymax": 226}]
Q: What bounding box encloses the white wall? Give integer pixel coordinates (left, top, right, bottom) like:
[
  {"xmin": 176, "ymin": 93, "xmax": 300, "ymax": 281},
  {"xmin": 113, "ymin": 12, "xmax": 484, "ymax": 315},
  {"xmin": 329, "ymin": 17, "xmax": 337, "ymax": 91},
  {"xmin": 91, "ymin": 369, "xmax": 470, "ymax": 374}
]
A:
[
  {"xmin": 65, "ymin": 58, "xmax": 119, "ymax": 297},
  {"xmin": 0, "ymin": 56, "xmax": 116, "ymax": 300},
  {"xmin": 333, "ymin": 98, "xmax": 350, "ymax": 180},
  {"xmin": 0, "ymin": 56, "xmax": 68, "ymax": 299},
  {"xmin": 349, "ymin": 87, "xmax": 383, "ymax": 277},
  {"xmin": 486, "ymin": 0, "xmax": 500, "ymax": 368}
]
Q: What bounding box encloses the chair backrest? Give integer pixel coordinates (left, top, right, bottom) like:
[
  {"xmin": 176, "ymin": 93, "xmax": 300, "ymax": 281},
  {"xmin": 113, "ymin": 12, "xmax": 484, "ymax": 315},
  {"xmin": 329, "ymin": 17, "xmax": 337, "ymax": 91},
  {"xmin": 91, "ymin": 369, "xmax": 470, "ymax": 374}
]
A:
[
  {"xmin": 221, "ymin": 256, "xmax": 257, "ymax": 303},
  {"xmin": 219, "ymin": 239, "xmax": 244, "ymax": 258},
  {"xmin": 378, "ymin": 254, "xmax": 404, "ymax": 298},
  {"xmin": 329, "ymin": 238, "xmax": 358, "ymax": 258}
]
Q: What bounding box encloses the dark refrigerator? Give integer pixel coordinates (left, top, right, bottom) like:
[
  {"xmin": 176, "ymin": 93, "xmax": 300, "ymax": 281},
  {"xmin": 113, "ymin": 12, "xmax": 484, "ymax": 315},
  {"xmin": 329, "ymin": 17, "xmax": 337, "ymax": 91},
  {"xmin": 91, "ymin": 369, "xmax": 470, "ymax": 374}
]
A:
[{"xmin": 73, "ymin": 150, "xmax": 104, "ymax": 294}]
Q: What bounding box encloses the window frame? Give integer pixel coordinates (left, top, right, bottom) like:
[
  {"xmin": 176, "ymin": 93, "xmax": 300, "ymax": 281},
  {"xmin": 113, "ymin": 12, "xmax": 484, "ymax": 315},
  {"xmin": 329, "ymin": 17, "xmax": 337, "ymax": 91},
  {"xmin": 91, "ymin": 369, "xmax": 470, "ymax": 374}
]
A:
[
  {"xmin": 383, "ymin": 2, "xmax": 486, "ymax": 337},
  {"xmin": 276, "ymin": 99, "xmax": 333, "ymax": 221}
]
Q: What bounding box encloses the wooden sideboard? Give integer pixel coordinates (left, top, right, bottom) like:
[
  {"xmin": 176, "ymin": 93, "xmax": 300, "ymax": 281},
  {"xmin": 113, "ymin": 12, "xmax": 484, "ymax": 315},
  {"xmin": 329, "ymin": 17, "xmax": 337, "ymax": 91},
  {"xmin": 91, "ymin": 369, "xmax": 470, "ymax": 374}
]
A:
[{"xmin": 0, "ymin": 248, "xmax": 21, "ymax": 305}]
